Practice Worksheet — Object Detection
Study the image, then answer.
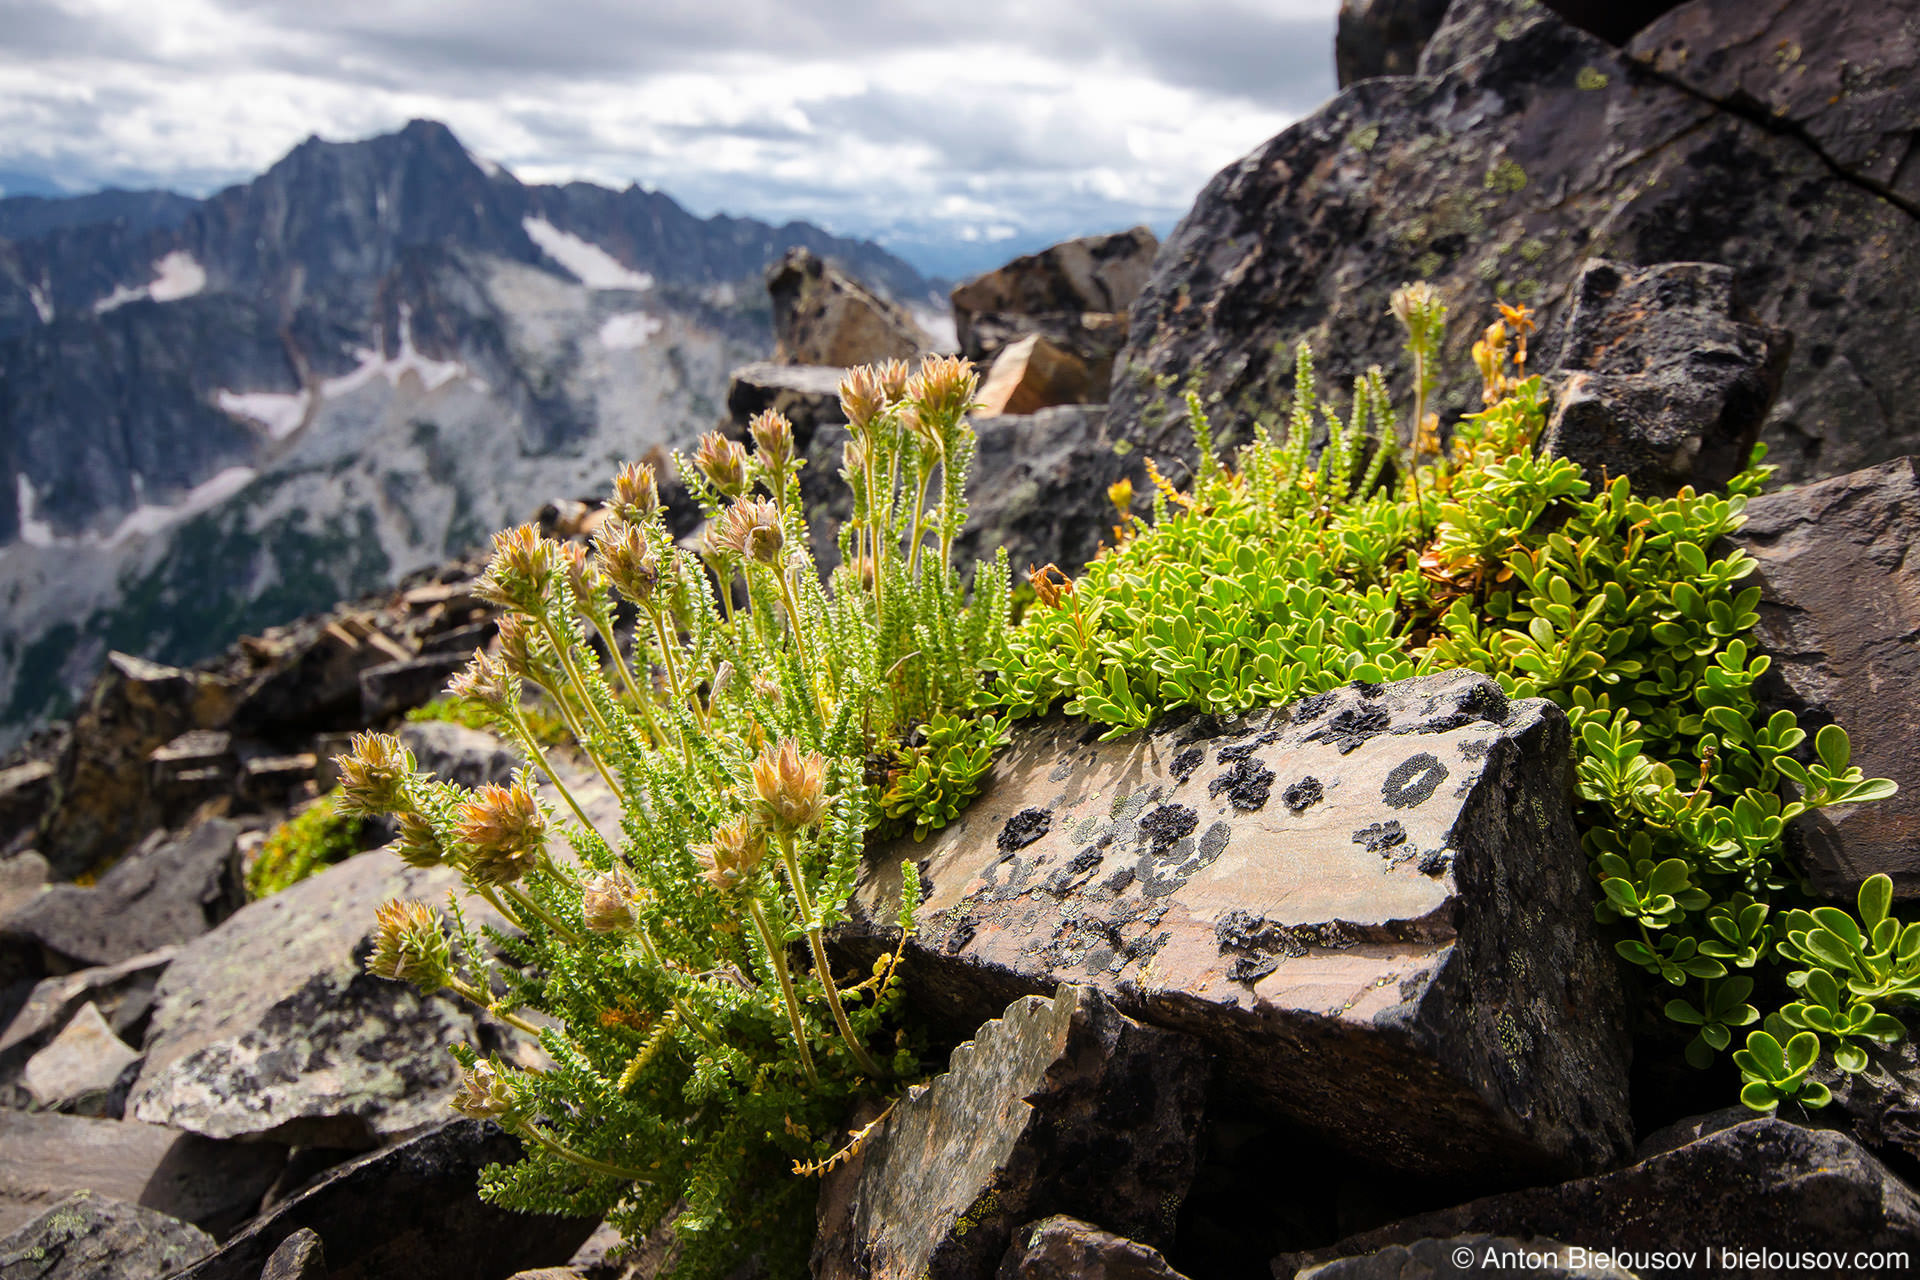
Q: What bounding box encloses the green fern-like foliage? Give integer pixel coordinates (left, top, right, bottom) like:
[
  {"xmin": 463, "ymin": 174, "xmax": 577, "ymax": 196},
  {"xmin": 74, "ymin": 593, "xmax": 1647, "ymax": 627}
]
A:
[
  {"xmin": 1000, "ymin": 304, "xmax": 1900, "ymax": 1110},
  {"xmin": 337, "ymin": 357, "xmax": 1005, "ymax": 1279},
  {"xmin": 246, "ymin": 791, "xmax": 364, "ymax": 897}
]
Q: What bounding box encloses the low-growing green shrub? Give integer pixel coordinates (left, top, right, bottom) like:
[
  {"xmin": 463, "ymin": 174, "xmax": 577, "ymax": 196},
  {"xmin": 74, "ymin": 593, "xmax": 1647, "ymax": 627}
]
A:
[
  {"xmin": 246, "ymin": 791, "xmax": 365, "ymax": 897},
  {"xmin": 338, "ymin": 357, "xmax": 1007, "ymax": 1279},
  {"xmin": 1000, "ymin": 289, "xmax": 1901, "ymax": 1111}
]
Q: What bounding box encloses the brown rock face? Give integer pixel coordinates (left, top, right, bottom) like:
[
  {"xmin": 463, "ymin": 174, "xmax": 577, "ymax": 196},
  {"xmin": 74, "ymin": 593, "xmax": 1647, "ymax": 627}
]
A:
[
  {"xmin": 767, "ymin": 247, "xmax": 927, "ymax": 368},
  {"xmin": 1542, "ymin": 260, "xmax": 1788, "ymax": 495},
  {"xmin": 1335, "ymin": 0, "xmax": 1453, "ymax": 85},
  {"xmin": 952, "ymin": 229, "xmax": 1156, "ymax": 372},
  {"xmin": 975, "ymin": 335, "xmax": 1100, "ymax": 418},
  {"xmin": 848, "ymin": 672, "xmax": 1631, "ymax": 1180},
  {"xmin": 999, "ymin": 1217, "xmax": 1194, "ymax": 1280},
  {"xmin": 1733, "ymin": 455, "xmax": 1920, "ymax": 897},
  {"xmin": 814, "ymin": 985, "xmax": 1207, "ymax": 1280}
]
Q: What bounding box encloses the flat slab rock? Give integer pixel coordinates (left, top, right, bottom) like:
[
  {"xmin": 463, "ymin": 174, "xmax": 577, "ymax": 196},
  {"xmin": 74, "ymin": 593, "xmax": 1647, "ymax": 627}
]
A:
[
  {"xmin": 999, "ymin": 1216, "xmax": 1193, "ymax": 1280},
  {"xmin": 126, "ymin": 849, "xmax": 511, "ymax": 1147},
  {"xmin": 851, "ymin": 671, "xmax": 1630, "ymax": 1178},
  {"xmin": 1276, "ymin": 1116, "xmax": 1920, "ymax": 1275},
  {"xmin": 0, "ymin": 1191, "xmax": 213, "ymax": 1280},
  {"xmin": 815, "ymin": 985, "xmax": 1206, "ymax": 1280}
]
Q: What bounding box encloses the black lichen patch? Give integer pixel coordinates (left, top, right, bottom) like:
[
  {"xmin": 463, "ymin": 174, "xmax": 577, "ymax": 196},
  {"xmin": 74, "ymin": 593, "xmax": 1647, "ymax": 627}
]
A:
[
  {"xmin": 1381, "ymin": 753, "xmax": 1449, "ymax": 810},
  {"xmin": 1307, "ymin": 705, "xmax": 1391, "ymax": 754},
  {"xmin": 1217, "ymin": 733, "xmax": 1281, "ymax": 763},
  {"xmin": 1044, "ymin": 847, "xmax": 1107, "ymax": 896},
  {"xmin": 1418, "ymin": 849, "xmax": 1454, "ymax": 877},
  {"xmin": 1350, "ymin": 679, "xmax": 1383, "ymax": 698},
  {"xmin": 1352, "ymin": 820, "xmax": 1407, "ymax": 854},
  {"xmin": 1228, "ymin": 955, "xmax": 1282, "ymax": 984},
  {"xmin": 1209, "ymin": 756, "xmax": 1275, "ymax": 811},
  {"xmin": 1459, "ymin": 735, "xmax": 1496, "ymax": 761},
  {"xmin": 1139, "ymin": 804, "xmax": 1200, "ymax": 851},
  {"xmin": 943, "ymin": 917, "xmax": 978, "ymax": 955},
  {"xmin": 1291, "ymin": 691, "xmax": 1337, "ymax": 723},
  {"xmin": 1101, "ymin": 865, "xmax": 1137, "ymax": 895},
  {"xmin": 998, "ymin": 807, "xmax": 1052, "ymax": 853},
  {"xmin": 1171, "ymin": 746, "xmax": 1206, "ymax": 783},
  {"xmin": 1282, "ymin": 777, "xmax": 1324, "ymax": 813},
  {"xmin": 1198, "ymin": 820, "xmax": 1231, "ymax": 866}
]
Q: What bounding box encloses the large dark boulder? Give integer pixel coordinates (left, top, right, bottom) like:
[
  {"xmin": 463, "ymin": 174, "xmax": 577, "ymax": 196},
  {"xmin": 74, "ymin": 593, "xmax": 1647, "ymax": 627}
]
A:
[
  {"xmin": 1335, "ymin": 0, "xmax": 1453, "ymax": 85},
  {"xmin": 0, "ymin": 1191, "xmax": 214, "ymax": 1280},
  {"xmin": 1111, "ymin": 0, "xmax": 1920, "ymax": 488},
  {"xmin": 767, "ymin": 247, "xmax": 927, "ymax": 368},
  {"xmin": 846, "ymin": 672, "xmax": 1632, "ymax": 1181},
  {"xmin": 952, "ymin": 229, "xmax": 1156, "ymax": 373}
]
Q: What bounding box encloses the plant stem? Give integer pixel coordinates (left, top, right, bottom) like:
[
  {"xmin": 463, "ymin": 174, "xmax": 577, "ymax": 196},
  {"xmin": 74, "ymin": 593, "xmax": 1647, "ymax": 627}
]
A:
[
  {"xmin": 444, "ymin": 976, "xmax": 544, "ymax": 1037},
  {"xmin": 633, "ymin": 926, "xmax": 722, "ymax": 1045},
  {"xmin": 519, "ymin": 1122, "xmax": 655, "ymax": 1182},
  {"xmin": 776, "ymin": 831, "xmax": 886, "ymax": 1078},
  {"xmin": 503, "ymin": 884, "xmax": 588, "ymax": 948},
  {"xmin": 746, "ymin": 895, "xmax": 819, "ymax": 1087},
  {"xmin": 506, "ymin": 708, "xmax": 605, "ymax": 840}
]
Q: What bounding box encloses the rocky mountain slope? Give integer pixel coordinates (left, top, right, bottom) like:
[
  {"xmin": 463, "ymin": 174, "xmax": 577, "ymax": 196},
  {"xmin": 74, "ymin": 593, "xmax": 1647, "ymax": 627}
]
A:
[{"xmin": 0, "ymin": 120, "xmax": 940, "ymax": 745}]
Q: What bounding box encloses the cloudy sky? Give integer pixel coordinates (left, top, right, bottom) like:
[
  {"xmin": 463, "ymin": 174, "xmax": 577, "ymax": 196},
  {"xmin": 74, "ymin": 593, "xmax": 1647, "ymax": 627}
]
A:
[{"xmin": 0, "ymin": 0, "xmax": 1339, "ymax": 276}]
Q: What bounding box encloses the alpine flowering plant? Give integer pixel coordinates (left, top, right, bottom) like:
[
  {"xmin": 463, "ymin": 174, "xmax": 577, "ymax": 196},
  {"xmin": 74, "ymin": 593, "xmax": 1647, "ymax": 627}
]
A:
[{"xmin": 337, "ymin": 356, "xmax": 1010, "ymax": 1279}]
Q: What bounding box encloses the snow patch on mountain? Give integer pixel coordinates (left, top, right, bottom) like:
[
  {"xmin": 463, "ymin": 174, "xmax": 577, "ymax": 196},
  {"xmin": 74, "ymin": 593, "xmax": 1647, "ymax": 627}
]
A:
[
  {"xmin": 597, "ymin": 311, "xmax": 664, "ymax": 350},
  {"xmin": 14, "ymin": 474, "xmax": 55, "ymax": 546},
  {"xmin": 93, "ymin": 251, "xmax": 207, "ymax": 313},
  {"xmin": 522, "ymin": 217, "xmax": 655, "ymax": 291},
  {"xmin": 321, "ymin": 306, "xmax": 477, "ymax": 397},
  {"xmin": 104, "ymin": 466, "xmax": 258, "ymax": 546},
  {"xmin": 28, "ymin": 284, "xmax": 51, "ymax": 324},
  {"xmin": 217, "ymin": 389, "xmax": 311, "ymax": 440}
]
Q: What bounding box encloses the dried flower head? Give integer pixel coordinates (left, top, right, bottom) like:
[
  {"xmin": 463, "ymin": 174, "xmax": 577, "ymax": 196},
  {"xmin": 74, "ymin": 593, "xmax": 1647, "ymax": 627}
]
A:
[
  {"xmin": 748, "ymin": 410, "xmax": 795, "ymax": 475},
  {"xmin": 478, "ymin": 524, "xmax": 561, "ymax": 613},
  {"xmin": 838, "ymin": 365, "xmax": 887, "ymax": 436},
  {"xmin": 451, "ymin": 1060, "xmax": 514, "ymax": 1120},
  {"xmin": 750, "ymin": 738, "xmax": 828, "ymax": 833},
  {"xmin": 712, "ymin": 498, "xmax": 785, "ymax": 567},
  {"xmin": 611, "ymin": 460, "xmax": 660, "ymax": 520},
  {"xmin": 456, "ymin": 779, "xmax": 548, "ymax": 886},
  {"xmin": 494, "ymin": 615, "xmax": 544, "ymax": 682},
  {"xmin": 875, "ymin": 357, "xmax": 911, "ymax": 403},
  {"xmin": 336, "ymin": 732, "xmax": 416, "ymax": 817},
  {"xmin": 368, "ymin": 898, "xmax": 452, "ymax": 988},
  {"xmin": 559, "ymin": 540, "xmax": 603, "ymax": 609},
  {"xmin": 693, "ymin": 431, "xmax": 750, "ymax": 499},
  {"xmin": 581, "ymin": 867, "xmax": 640, "ymax": 935},
  {"xmin": 594, "ymin": 517, "xmax": 660, "ymax": 606},
  {"xmin": 1028, "ymin": 563, "xmax": 1074, "ymax": 610},
  {"xmin": 448, "ymin": 651, "xmax": 514, "ymax": 711},
  {"xmin": 1389, "ymin": 282, "xmax": 1447, "ymax": 351},
  {"xmin": 394, "ymin": 811, "xmax": 450, "ymax": 870},
  {"xmin": 907, "ymin": 353, "xmax": 978, "ymax": 428},
  {"xmin": 697, "ymin": 816, "xmax": 768, "ymax": 891},
  {"xmin": 709, "ymin": 660, "xmax": 735, "ymax": 703}
]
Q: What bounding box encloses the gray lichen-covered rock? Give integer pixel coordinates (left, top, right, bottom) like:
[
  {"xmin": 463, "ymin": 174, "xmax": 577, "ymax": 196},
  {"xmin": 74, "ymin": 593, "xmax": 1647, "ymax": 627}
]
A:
[
  {"xmin": 814, "ymin": 986, "xmax": 1207, "ymax": 1280},
  {"xmin": 1292, "ymin": 1235, "xmax": 1636, "ymax": 1279},
  {"xmin": 1276, "ymin": 1117, "xmax": 1920, "ymax": 1275},
  {"xmin": 0, "ymin": 1110, "xmax": 282, "ymax": 1238},
  {"xmin": 171, "ymin": 1121, "xmax": 598, "ymax": 1280},
  {"xmin": 1733, "ymin": 455, "xmax": 1920, "ymax": 897},
  {"xmin": 1, "ymin": 819, "xmax": 242, "ymax": 971},
  {"xmin": 1334, "ymin": 0, "xmax": 1453, "ymax": 85},
  {"xmin": 1541, "ymin": 259, "xmax": 1787, "ymax": 496},
  {"xmin": 1110, "ymin": 0, "xmax": 1920, "ymax": 487},
  {"xmin": 21, "ymin": 1003, "xmax": 140, "ymax": 1113},
  {"xmin": 998, "ymin": 1216, "xmax": 1193, "ymax": 1280},
  {"xmin": 125, "ymin": 850, "xmax": 509, "ymax": 1147},
  {"xmin": 0, "ymin": 948, "xmax": 173, "ymax": 1104},
  {"xmin": 849, "ymin": 671, "xmax": 1631, "ymax": 1179},
  {"xmin": 0, "ymin": 1191, "xmax": 213, "ymax": 1280}
]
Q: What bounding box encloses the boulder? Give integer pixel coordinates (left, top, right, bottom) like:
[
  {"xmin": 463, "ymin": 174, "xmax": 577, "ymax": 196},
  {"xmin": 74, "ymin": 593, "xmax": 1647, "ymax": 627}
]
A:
[
  {"xmin": 21, "ymin": 1002, "xmax": 141, "ymax": 1114},
  {"xmin": 258, "ymin": 1228, "xmax": 326, "ymax": 1280},
  {"xmin": 999, "ymin": 1217, "xmax": 1193, "ymax": 1280},
  {"xmin": 725, "ymin": 361, "xmax": 848, "ymax": 456},
  {"xmin": 1275, "ymin": 1117, "xmax": 1920, "ymax": 1275},
  {"xmin": 1808, "ymin": 1018, "xmax": 1920, "ymax": 1167},
  {"xmin": 0, "ymin": 947, "xmax": 174, "ymax": 1098},
  {"xmin": 1541, "ymin": 259, "xmax": 1788, "ymax": 496},
  {"xmin": 1293, "ymin": 1236, "xmax": 1636, "ymax": 1279},
  {"xmin": 1733, "ymin": 455, "xmax": 1920, "ymax": 897},
  {"xmin": 0, "ymin": 762, "xmax": 53, "ymax": 848},
  {"xmin": 1, "ymin": 818, "xmax": 242, "ymax": 973},
  {"xmin": 846, "ymin": 672, "xmax": 1632, "ymax": 1180},
  {"xmin": 126, "ymin": 850, "xmax": 512, "ymax": 1147},
  {"xmin": 227, "ymin": 621, "xmax": 403, "ymax": 738},
  {"xmin": 814, "ymin": 985, "xmax": 1207, "ymax": 1280},
  {"xmin": 169, "ymin": 1120, "xmax": 598, "ymax": 1280},
  {"xmin": 767, "ymin": 248, "xmax": 927, "ymax": 367},
  {"xmin": 1543, "ymin": 0, "xmax": 1686, "ymax": 45},
  {"xmin": 149, "ymin": 730, "xmax": 238, "ymax": 802},
  {"xmin": 0, "ymin": 1109, "xmax": 284, "ymax": 1238},
  {"xmin": 975, "ymin": 336, "xmax": 1100, "ymax": 418},
  {"xmin": 35, "ymin": 653, "xmax": 235, "ymax": 879},
  {"xmin": 961, "ymin": 312, "xmax": 1131, "ymax": 393},
  {"xmin": 397, "ymin": 720, "xmax": 523, "ymax": 792},
  {"xmin": 0, "ymin": 852, "xmax": 47, "ymax": 929},
  {"xmin": 1334, "ymin": 0, "xmax": 1453, "ymax": 85},
  {"xmin": 951, "ymin": 229, "xmax": 1157, "ymax": 369},
  {"xmin": 1110, "ymin": 0, "xmax": 1920, "ymax": 487},
  {"xmin": 359, "ymin": 652, "xmax": 471, "ymax": 722},
  {"xmin": 0, "ymin": 1191, "xmax": 214, "ymax": 1280},
  {"xmin": 1, "ymin": 819, "xmax": 242, "ymax": 975}
]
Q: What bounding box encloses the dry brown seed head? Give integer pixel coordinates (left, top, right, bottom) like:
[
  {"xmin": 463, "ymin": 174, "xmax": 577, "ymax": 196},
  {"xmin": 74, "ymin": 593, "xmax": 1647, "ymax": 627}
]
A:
[
  {"xmin": 838, "ymin": 366, "xmax": 887, "ymax": 436},
  {"xmin": 1027, "ymin": 563, "xmax": 1073, "ymax": 610},
  {"xmin": 697, "ymin": 816, "xmax": 768, "ymax": 890},
  {"xmin": 748, "ymin": 410, "xmax": 794, "ymax": 474},
  {"xmin": 494, "ymin": 615, "xmax": 543, "ymax": 681},
  {"xmin": 875, "ymin": 358, "xmax": 911, "ymax": 403},
  {"xmin": 713, "ymin": 498, "xmax": 784, "ymax": 567},
  {"xmin": 450, "ymin": 1060, "xmax": 514, "ymax": 1120},
  {"xmin": 751, "ymin": 738, "xmax": 828, "ymax": 833},
  {"xmin": 907, "ymin": 353, "xmax": 978, "ymax": 427},
  {"xmin": 611, "ymin": 460, "xmax": 660, "ymax": 519},
  {"xmin": 336, "ymin": 732, "xmax": 416, "ymax": 816},
  {"xmin": 456, "ymin": 780, "xmax": 548, "ymax": 886},
  {"xmin": 368, "ymin": 898, "xmax": 450, "ymax": 986},
  {"xmin": 694, "ymin": 432, "xmax": 749, "ymax": 499},
  {"xmin": 447, "ymin": 650, "xmax": 513, "ymax": 710},
  {"xmin": 594, "ymin": 517, "xmax": 660, "ymax": 605},
  {"xmin": 581, "ymin": 867, "xmax": 640, "ymax": 935},
  {"xmin": 394, "ymin": 812, "xmax": 450, "ymax": 870}
]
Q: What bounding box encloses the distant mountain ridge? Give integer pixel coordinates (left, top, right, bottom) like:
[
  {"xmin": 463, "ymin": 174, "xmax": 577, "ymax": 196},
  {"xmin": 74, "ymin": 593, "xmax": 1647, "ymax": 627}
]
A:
[{"xmin": 0, "ymin": 119, "xmax": 940, "ymax": 740}]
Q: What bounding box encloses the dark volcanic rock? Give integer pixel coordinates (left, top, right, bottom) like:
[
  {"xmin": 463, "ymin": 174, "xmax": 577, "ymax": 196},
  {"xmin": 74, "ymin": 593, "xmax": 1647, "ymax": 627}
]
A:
[
  {"xmin": 1293, "ymin": 1235, "xmax": 1635, "ymax": 1279},
  {"xmin": 1808, "ymin": 1013, "xmax": 1920, "ymax": 1167},
  {"xmin": 767, "ymin": 247, "xmax": 927, "ymax": 367},
  {"xmin": 815, "ymin": 985, "xmax": 1207, "ymax": 1280},
  {"xmin": 1335, "ymin": 0, "xmax": 1453, "ymax": 85},
  {"xmin": 953, "ymin": 229, "xmax": 1156, "ymax": 370},
  {"xmin": 170, "ymin": 1120, "xmax": 597, "ymax": 1280},
  {"xmin": 126, "ymin": 851, "xmax": 508, "ymax": 1147},
  {"xmin": 359, "ymin": 651, "xmax": 471, "ymax": 722},
  {"xmin": 998, "ymin": 1217, "xmax": 1193, "ymax": 1280},
  {"xmin": 724, "ymin": 362, "xmax": 848, "ymax": 457},
  {"xmin": 847, "ymin": 672, "xmax": 1631, "ymax": 1180},
  {"xmin": 0, "ymin": 1191, "xmax": 214, "ymax": 1280},
  {"xmin": 1111, "ymin": 0, "xmax": 1920, "ymax": 487},
  {"xmin": 1733, "ymin": 455, "xmax": 1920, "ymax": 897},
  {"xmin": 1, "ymin": 819, "xmax": 242, "ymax": 972},
  {"xmin": 258, "ymin": 1227, "xmax": 326, "ymax": 1280},
  {"xmin": 0, "ymin": 1110, "xmax": 284, "ymax": 1238},
  {"xmin": 0, "ymin": 763, "xmax": 53, "ymax": 848},
  {"xmin": 1541, "ymin": 0, "xmax": 1685, "ymax": 45},
  {"xmin": 1542, "ymin": 259, "xmax": 1787, "ymax": 495},
  {"xmin": 1275, "ymin": 1117, "xmax": 1920, "ymax": 1275}
]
